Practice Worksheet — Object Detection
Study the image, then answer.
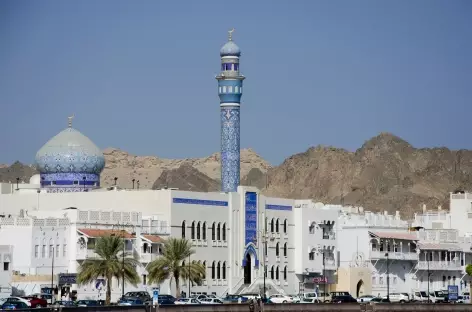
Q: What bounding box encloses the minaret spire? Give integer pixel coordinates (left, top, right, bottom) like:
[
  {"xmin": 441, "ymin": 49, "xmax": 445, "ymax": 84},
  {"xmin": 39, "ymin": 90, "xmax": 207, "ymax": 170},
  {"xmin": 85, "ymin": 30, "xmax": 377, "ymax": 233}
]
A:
[
  {"xmin": 68, "ymin": 114, "xmax": 75, "ymax": 128},
  {"xmin": 217, "ymin": 31, "xmax": 245, "ymax": 192}
]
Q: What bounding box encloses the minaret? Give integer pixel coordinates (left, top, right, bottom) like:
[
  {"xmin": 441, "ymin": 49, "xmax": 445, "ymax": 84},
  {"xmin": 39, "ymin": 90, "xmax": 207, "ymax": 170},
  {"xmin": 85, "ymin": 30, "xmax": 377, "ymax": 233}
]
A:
[{"xmin": 217, "ymin": 29, "xmax": 245, "ymax": 192}]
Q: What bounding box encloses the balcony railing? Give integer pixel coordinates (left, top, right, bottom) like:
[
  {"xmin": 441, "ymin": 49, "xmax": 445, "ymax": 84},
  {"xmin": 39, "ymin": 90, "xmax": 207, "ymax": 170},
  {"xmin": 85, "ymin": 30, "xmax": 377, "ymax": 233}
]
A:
[
  {"xmin": 416, "ymin": 260, "xmax": 462, "ymax": 271},
  {"xmin": 370, "ymin": 250, "xmax": 418, "ymax": 261}
]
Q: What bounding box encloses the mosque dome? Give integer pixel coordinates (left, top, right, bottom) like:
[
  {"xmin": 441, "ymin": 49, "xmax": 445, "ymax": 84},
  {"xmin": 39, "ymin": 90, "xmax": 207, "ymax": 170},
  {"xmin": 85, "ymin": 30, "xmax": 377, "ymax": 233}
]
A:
[
  {"xmin": 220, "ymin": 41, "xmax": 241, "ymax": 57},
  {"xmin": 29, "ymin": 174, "xmax": 41, "ymax": 184},
  {"xmin": 35, "ymin": 127, "xmax": 105, "ymax": 175}
]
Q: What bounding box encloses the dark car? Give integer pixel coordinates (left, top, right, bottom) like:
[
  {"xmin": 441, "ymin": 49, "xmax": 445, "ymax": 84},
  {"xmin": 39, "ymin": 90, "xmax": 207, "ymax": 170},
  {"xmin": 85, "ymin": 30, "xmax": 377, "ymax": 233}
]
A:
[
  {"xmin": 369, "ymin": 297, "xmax": 390, "ymax": 304},
  {"xmin": 1, "ymin": 301, "xmax": 29, "ymax": 310},
  {"xmin": 122, "ymin": 291, "xmax": 151, "ymax": 301},
  {"xmin": 53, "ymin": 300, "xmax": 77, "ymax": 307},
  {"xmin": 331, "ymin": 295, "xmax": 358, "ymax": 303},
  {"xmin": 21, "ymin": 296, "xmax": 48, "ymax": 308},
  {"xmin": 158, "ymin": 295, "xmax": 176, "ymax": 302},
  {"xmin": 76, "ymin": 300, "xmax": 99, "ymax": 307},
  {"xmin": 222, "ymin": 294, "xmax": 248, "ymax": 303},
  {"xmin": 118, "ymin": 298, "xmax": 144, "ymax": 306}
]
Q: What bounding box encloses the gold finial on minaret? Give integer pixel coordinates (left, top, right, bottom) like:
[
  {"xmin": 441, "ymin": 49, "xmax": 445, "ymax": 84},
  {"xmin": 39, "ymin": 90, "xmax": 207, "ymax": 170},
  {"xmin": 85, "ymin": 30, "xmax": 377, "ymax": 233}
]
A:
[
  {"xmin": 228, "ymin": 28, "xmax": 235, "ymax": 41},
  {"xmin": 68, "ymin": 114, "xmax": 75, "ymax": 128}
]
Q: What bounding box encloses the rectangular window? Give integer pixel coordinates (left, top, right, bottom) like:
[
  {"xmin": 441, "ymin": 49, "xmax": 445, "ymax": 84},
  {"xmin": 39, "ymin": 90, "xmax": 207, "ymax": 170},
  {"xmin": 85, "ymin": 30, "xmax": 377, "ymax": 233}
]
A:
[
  {"xmin": 35, "ymin": 245, "xmax": 39, "ymax": 258},
  {"xmin": 3, "ymin": 262, "xmax": 9, "ymax": 271},
  {"xmin": 49, "ymin": 245, "xmax": 54, "ymax": 258},
  {"xmin": 41, "ymin": 245, "xmax": 46, "ymax": 258},
  {"xmin": 63, "ymin": 244, "xmax": 67, "ymax": 257},
  {"xmin": 56, "ymin": 245, "xmax": 60, "ymax": 257},
  {"xmin": 379, "ymin": 277, "xmax": 384, "ymax": 285}
]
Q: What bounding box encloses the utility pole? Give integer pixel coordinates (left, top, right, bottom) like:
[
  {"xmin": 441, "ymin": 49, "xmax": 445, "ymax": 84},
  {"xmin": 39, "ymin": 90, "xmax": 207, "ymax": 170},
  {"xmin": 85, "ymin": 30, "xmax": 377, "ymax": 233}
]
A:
[
  {"xmin": 385, "ymin": 252, "xmax": 390, "ymax": 301},
  {"xmin": 323, "ymin": 251, "xmax": 326, "ymax": 302},
  {"xmin": 122, "ymin": 229, "xmax": 125, "ymax": 298},
  {"xmin": 427, "ymin": 252, "xmax": 430, "ymax": 303},
  {"xmin": 188, "ymin": 254, "xmax": 191, "ymax": 297},
  {"xmin": 51, "ymin": 246, "xmax": 55, "ymax": 304}
]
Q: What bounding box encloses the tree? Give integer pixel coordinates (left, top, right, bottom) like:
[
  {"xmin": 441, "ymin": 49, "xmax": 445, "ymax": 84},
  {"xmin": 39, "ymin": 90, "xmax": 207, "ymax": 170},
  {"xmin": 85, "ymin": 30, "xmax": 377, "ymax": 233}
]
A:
[
  {"xmin": 77, "ymin": 235, "xmax": 141, "ymax": 304},
  {"xmin": 147, "ymin": 237, "xmax": 205, "ymax": 297},
  {"xmin": 466, "ymin": 264, "xmax": 472, "ymax": 302}
]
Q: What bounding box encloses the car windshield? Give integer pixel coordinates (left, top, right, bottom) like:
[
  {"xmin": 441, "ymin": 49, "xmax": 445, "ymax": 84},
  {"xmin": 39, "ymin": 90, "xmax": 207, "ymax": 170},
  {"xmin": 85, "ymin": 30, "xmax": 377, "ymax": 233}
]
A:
[
  {"xmin": 371, "ymin": 298, "xmax": 381, "ymax": 302},
  {"xmin": 420, "ymin": 292, "xmax": 427, "ymax": 296},
  {"xmin": 201, "ymin": 299, "xmax": 211, "ymax": 302}
]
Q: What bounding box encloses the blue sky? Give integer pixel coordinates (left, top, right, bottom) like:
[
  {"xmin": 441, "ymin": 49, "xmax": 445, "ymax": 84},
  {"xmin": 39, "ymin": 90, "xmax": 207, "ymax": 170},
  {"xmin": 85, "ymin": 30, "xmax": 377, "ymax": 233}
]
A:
[{"xmin": 1, "ymin": 0, "xmax": 471, "ymax": 165}]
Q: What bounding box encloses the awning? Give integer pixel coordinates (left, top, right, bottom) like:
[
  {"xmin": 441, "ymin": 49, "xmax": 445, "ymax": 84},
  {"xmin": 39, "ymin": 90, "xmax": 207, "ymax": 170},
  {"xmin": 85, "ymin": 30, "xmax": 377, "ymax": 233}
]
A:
[
  {"xmin": 418, "ymin": 243, "xmax": 462, "ymax": 252},
  {"xmin": 141, "ymin": 235, "xmax": 164, "ymax": 243},
  {"xmin": 369, "ymin": 231, "xmax": 418, "ymax": 241},
  {"xmin": 77, "ymin": 228, "xmax": 135, "ymax": 239}
]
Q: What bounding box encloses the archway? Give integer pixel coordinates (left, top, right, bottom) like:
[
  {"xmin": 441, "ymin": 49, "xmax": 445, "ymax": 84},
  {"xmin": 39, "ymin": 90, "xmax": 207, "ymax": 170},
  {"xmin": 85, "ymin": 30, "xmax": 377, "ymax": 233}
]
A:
[
  {"xmin": 244, "ymin": 253, "xmax": 251, "ymax": 284},
  {"xmin": 356, "ymin": 279, "xmax": 365, "ymax": 298}
]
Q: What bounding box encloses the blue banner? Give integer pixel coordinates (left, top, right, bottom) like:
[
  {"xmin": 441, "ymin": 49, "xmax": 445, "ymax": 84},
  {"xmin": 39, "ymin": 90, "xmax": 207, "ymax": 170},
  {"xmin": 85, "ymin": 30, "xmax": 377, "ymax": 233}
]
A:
[{"xmin": 245, "ymin": 192, "xmax": 258, "ymax": 245}]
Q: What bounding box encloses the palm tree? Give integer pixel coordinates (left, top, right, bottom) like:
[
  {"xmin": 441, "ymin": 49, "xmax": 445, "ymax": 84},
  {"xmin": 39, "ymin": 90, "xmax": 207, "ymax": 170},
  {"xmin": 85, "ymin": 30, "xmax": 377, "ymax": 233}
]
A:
[
  {"xmin": 77, "ymin": 235, "xmax": 141, "ymax": 304},
  {"xmin": 466, "ymin": 264, "xmax": 472, "ymax": 302},
  {"xmin": 147, "ymin": 237, "xmax": 205, "ymax": 297}
]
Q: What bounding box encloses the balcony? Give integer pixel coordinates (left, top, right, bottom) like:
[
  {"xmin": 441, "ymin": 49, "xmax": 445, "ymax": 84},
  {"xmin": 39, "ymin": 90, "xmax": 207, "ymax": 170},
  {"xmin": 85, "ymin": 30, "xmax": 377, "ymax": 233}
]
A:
[
  {"xmin": 416, "ymin": 260, "xmax": 462, "ymax": 271},
  {"xmin": 141, "ymin": 253, "xmax": 159, "ymax": 263},
  {"xmin": 370, "ymin": 250, "xmax": 418, "ymax": 261}
]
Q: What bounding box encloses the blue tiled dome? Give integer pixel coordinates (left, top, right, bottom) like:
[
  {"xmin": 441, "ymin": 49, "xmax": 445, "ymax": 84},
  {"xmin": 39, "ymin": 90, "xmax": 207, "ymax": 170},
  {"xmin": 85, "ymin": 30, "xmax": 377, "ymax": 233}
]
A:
[
  {"xmin": 220, "ymin": 41, "xmax": 241, "ymax": 57},
  {"xmin": 35, "ymin": 127, "xmax": 105, "ymax": 175}
]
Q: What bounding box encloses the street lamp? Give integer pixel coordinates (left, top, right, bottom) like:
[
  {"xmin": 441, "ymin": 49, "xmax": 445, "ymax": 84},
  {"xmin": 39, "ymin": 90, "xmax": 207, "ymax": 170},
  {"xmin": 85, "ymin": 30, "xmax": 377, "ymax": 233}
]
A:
[
  {"xmin": 427, "ymin": 251, "xmax": 431, "ymax": 303},
  {"xmin": 385, "ymin": 252, "xmax": 390, "ymax": 301},
  {"xmin": 322, "ymin": 250, "xmax": 326, "ymax": 302},
  {"xmin": 252, "ymin": 230, "xmax": 267, "ymax": 301},
  {"xmin": 188, "ymin": 254, "xmax": 191, "ymax": 297},
  {"xmin": 51, "ymin": 246, "xmax": 55, "ymax": 304},
  {"xmin": 114, "ymin": 177, "xmax": 118, "ymax": 186},
  {"xmin": 132, "ymin": 179, "xmax": 135, "ymax": 189}
]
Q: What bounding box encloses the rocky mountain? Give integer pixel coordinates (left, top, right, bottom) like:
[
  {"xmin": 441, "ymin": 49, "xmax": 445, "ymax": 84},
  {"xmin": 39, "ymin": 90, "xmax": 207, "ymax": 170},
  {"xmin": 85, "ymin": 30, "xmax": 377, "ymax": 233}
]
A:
[
  {"xmin": 101, "ymin": 148, "xmax": 271, "ymax": 189},
  {"xmin": 1, "ymin": 132, "xmax": 470, "ymax": 217},
  {"xmin": 263, "ymin": 133, "xmax": 472, "ymax": 216}
]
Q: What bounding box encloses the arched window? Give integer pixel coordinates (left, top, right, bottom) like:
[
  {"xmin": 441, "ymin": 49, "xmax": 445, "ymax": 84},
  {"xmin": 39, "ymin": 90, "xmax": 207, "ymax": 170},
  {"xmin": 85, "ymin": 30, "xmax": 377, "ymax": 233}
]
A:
[
  {"xmin": 211, "ymin": 261, "xmax": 216, "ymax": 279},
  {"xmin": 203, "ymin": 261, "xmax": 207, "ymax": 279},
  {"xmin": 283, "ymin": 219, "xmax": 288, "ymax": 233},
  {"xmin": 284, "ymin": 266, "xmax": 287, "ymax": 280},
  {"xmin": 202, "ymin": 222, "xmax": 207, "ymax": 240},
  {"xmin": 270, "ymin": 218, "xmax": 275, "ymax": 232},
  {"xmin": 276, "ymin": 266, "xmax": 279, "ymax": 280},
  {"xmin": 283, "ymin": 243, "xmax": 287, "ymax": 257},
  {"xmin": 212, "ymin": 222, "xmax": 216, "ymax": 240},
  {"xmin": 222, "ymin": 223, "xmax": 226, "ymax": 241},
  {"xmin": 270, "ymin": 266, "xmax": 274, "ymax": 279},
  {"xmin": 181, "ymin": 221, "xmax": 186, "ymax": 238},
  {"xmin": 276, "ymin": 219, "xmax": 279, "ymax": 233},
  {"xmin": 217, "ymin": 223, "xmax": 221, "ymax": 240},
  {"xmin": 222, "ymin": 261, "xmax": 226, "ymax": 280},
  {"xmin": 197, "ymin": 222, "xmax": 201, "ymax": 239},
  {"xmin": 276, "ymin": 243, "xmax": 279, "ymax": 257},
  {"xmin": 217, "ymin": 261, "xmax": 221, "ymax": 279},
  {"xmin": 191, "ymin": 221, "xmax": 196, "ymax": 239}
]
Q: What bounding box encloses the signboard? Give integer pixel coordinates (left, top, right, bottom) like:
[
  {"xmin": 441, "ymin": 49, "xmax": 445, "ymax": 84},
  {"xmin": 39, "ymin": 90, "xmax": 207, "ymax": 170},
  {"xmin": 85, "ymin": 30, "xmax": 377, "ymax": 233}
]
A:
[
  {"xmin": 59, "ymin": 273, "xmax": 77, "ymax": 285},
  {"xmin": 153, "ymin": 289, "xmax": 159, "ymax": 306},
  {"xmin": 448, "ymin": 285, "xmax": 459, "ymax": 301},
  {"xmin": 313, "ymin": 276, "xmax": 328, "ymax": 284}
]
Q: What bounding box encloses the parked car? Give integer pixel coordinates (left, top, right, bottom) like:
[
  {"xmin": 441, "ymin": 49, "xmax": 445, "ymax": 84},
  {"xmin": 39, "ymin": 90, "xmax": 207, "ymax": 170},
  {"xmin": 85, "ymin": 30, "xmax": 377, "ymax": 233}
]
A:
[
  {"xmin": 122, "ymin": 291, "xmax": 151, "ymax": 301},
  {"xmin": 429, "ymin": 291, "xmax": 447, "ymax": 303},
  {"xmin": 317, "ymin": 291, "xmax": 331, "ymax": 303},
  {"xmin": 175, "ymin": 298, "xmax": 201, "ymax": 305},
  {"xmin": 200, "ymin": 298, "xmax": 223, "ymax": 304},
  {"xmin": 287, "ymin": 294, "xmax": 301, "ymax": 303},
  {"xmin": 222, "ymin": 294, "xmax": 248, "ymax": 303},
  {"xmin": 53, "ymin": 300, "xmax": 77, "ymax": 307},
  {"xmin": 357, "ymin": 295, "xmax": 375, "ymax": 303},
  {"xmin": 268, "ymin": 294, "xmax": 293, "ymax": 303},
  {"xmin": 3, "ymin": 297, "xmax": 31, "ymax": 307},
  {"xmin": 387, "ymin": 293, "xmax": 410, "ymax": 303},
  {"xmin": 412, "ymin": 291, "xmax": 429, "ymax": 302},
  {"xmin": 1, "ymin": 301, "xmax": 29, "ymax": 310},
  {"xmin": 157, "ymin": 298, "xmax": 175, "ymax": 305},
  {"xmin": 190, "ymin": 294, "xmax": 207, "ymax": 300},
  {"xmin": 118, "ymin": 298, "xmax": 144, "ymax": 306},
  {"xmin": 76, "ymin": 300, "xmax": 99, "ymax": 307},
  {"xmin": 331, "ymin": 295, "xmax": 358, "ymax": 303},
  {"xmin": 239, "ymin": 293, "xmax": 260, "ymax": 300},
  {"xmin": 158, "ymin": 295, "xmax": 176, "ymax": 302},
  {"xmin": 21, "ymin": 296, "xmax": 48, "ymax": 308},
  {"xmin": 369, "ymin": 297, "xmax": 390, "ymax": 304},
  {"xmin": 301, "ymin": 298, "xmax": 320, "ymax": 303},
  {"xmin": 301, "ymin": 292, "xmax": 319, "ymax": 301}
]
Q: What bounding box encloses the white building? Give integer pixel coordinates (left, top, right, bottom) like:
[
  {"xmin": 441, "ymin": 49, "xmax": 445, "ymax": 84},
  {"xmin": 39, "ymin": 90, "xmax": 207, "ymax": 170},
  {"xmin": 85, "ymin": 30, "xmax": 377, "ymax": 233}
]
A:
[{"xmin": 0, "ymin": 245, "xmax": 13, "ymax": 299}]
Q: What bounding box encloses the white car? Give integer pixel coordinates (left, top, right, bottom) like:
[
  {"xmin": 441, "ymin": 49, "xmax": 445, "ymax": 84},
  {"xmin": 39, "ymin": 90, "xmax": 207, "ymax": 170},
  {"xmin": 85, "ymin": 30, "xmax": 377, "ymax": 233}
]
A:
[
  {"xmin": 175, "ymin": 298, "xmax": 201, "ymax": 305},
  {"xmin": 301, "ymin": 298, "xmax": 320, "ymax": 303},
  {"xmin": 4, "ymin": 297, "xmax": 32, "ymax": 307},
  {"xmin": 357, "ymin": 295, "xmax": 375, "ymax": 303},
  {"xmin": 317, "ymin": 291, "xmax": 331, "ymax": 302},
  {"xmin": 268, "ymin": 294, "xmax": 293, "ymax": 303},
  {"xmin": 412, "ymin": 291, "xmax": 429, "ymax": 302},
  {"xmin": 200, "ymin": 298, "xmax": 223, "ymax": 304},
  {"xmin": 287, "ymin": 294, "xmax": 301, "ymax": 303},
  {"xmin": 385, "ymin": 293, "xmax": 409, "ymax": 303}
]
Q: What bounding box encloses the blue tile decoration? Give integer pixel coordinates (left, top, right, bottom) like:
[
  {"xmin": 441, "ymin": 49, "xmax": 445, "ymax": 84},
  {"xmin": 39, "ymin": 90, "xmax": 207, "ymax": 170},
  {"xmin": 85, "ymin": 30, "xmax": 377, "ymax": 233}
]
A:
[
  {"xmin": 266, "ymin": 204, "xmax": 293, "ymax": 211},
  {"xmin": 245, "ymin": 192, "xmax": 258, "ymax": 245},
  {"xmin": 172, "ymin": 197, "xmax": 228, "ymax": 207},
  {"xmin": 220, "ymin": 107, "xmax": 240, "ymax": 192},
  {"xmin": 35, "ymin": 126, "xmax": 105, "ymax": 192}
]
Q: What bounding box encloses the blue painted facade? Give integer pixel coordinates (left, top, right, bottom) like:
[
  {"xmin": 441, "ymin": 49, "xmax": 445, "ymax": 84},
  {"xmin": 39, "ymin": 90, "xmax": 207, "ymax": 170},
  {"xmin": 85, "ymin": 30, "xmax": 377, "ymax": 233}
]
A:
[
  {"xmin": 172, "ymin": 197, "xmax": 228, "ymax": 207},
  {"xmin": 217, "ymin": 31, "xmax": 245, "ymax": 193},
  {"xmin": 266, "ymin": 204, "xmax": 293, "ymax": 211},
  {"xmin": 243, "ymin": 192, "xmax": 259, "ymax": 267}
]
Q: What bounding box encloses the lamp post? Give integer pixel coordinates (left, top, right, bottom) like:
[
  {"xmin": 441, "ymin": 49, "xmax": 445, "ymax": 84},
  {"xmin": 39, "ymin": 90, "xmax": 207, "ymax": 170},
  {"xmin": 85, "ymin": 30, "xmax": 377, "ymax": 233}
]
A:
[
  {"xmin": 252, "ymin": 230, "xmax": 267, "ymax": 302},
  {"xmin": 188, "ymin": 254, "xmax": 191, "ymax": 297},
  {"xmin": 114, "ymin": 177, "xmax": 118, "ymax": 186},
  {"xmin": 427, "ymin": 252, "xmax": 430, "ymax": 303},
  {"xmin": 51, "ymin": 246, "xmax": 55, "ymax": 304},
  {"xmin": 322, "ymin": 250, "xmax": 326, "ymax": 302},
  {"xmin": 137, "ymin": 180, "xmax": 140, "ymax": 190},
  {"xmin": 16, "ymin": 177, "xmax": 19, "ymax": 190},
  {"xmin": 385, "ymin": 252, "xmax": 390, "ymax": 301},
  {"xmin": 112, "ymin": 223, "xmax": 135, "ymax": 298},
  {"xmin": 132, "ymin": 179, "xmax": 135, "ymax": 189}
]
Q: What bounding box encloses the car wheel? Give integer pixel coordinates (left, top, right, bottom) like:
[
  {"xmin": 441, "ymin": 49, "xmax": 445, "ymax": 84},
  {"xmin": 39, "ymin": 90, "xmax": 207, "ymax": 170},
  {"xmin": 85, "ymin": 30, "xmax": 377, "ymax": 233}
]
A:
[
  {"xmin": 324, "ymin": 300, "xmax": 330, "ymax": 303},
  {"xmin": 283, "ymin": 300, "xmax": 287, "ymax": 303},
  {"xmin": 399, "ymin": 300, "xmax": 405, "ymax": 303},
  {"xmin": 35, "ymin": 304, "xmax": 42, "ymax": 308}
]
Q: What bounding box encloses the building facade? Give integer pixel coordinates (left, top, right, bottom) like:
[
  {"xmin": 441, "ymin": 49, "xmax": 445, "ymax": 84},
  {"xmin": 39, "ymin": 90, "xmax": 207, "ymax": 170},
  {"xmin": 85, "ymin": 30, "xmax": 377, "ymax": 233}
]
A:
[{"xmin": 0, "ymin": 245, "xmax": 13, "ymax": 299}]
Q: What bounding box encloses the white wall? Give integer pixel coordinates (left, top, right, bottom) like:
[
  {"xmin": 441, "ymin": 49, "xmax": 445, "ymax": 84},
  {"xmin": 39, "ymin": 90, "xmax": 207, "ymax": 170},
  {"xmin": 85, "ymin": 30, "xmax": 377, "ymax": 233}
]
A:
[{"xmin": 0, "ymin": 245, "xmax": 13, "ymax": 298}]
